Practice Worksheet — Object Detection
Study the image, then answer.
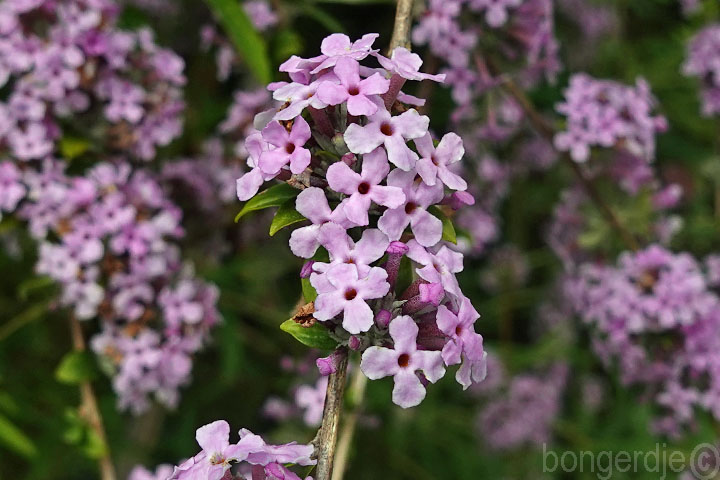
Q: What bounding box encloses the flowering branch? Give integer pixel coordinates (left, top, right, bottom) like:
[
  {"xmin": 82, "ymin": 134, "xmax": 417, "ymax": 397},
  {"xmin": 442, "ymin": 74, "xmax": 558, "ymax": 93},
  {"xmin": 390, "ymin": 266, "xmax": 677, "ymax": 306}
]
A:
[
  {"xmin": 489, "ymin": 62, "xmax": 640, "ymax": 251},
  {"xmin": 69, "ymin": 316, "xmax": 117, "ymax": 480},
  {"xmin": 389, "ymin": 0, "xmax": 414, "ymax": 51},
  {"xmin": 313, "ymin": 347, "xmax": 349, "ymax": 480}
]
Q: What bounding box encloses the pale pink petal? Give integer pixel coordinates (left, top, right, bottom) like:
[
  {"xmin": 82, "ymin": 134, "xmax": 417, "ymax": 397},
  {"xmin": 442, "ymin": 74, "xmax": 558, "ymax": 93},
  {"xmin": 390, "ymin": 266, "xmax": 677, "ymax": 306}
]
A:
[
  {"xmin": 378, "ymin": 207, "xmax": 410, "ymax": 241},
  {"xmin": 347, "ymin": 94, "xmax": 378, "ymax": 116},
  {"xmin": 370, "ymin": 185, "xmax": 406, "ymax": 209},
  {"xmin": 327, "ymin": 162, "xmax": 362, "ymax": 194},
  {"xmin": 317, "ymin": 81, "xmax": 349, "ymax": 106},
  {"xmin": 343, "ymin": 193, "xmax": 372, "ymax": 225},
  {"xmin": 354, "ymin": 229, "xmax": 390, "ymax": 264},
  {"xmin": 343, "ymin": 298, "xmax": 374, "ymax": 334},
  {"xmin": 344, "ymin": 123, "xmax": 384, "ymax": 155},
  {"xmin": 415, "ymin": 157, "xmax": 438, "ymax": 186},
  {"xmin": 289, "ymin": 148, "xmax": 311, "ymax": 174},
  {"xmin": 361, "ymin": 346, "xmax": 400, "ymax": 379},
  {"xmin": 196, "ymin": 420, "xmax": 230, "ymax": 453},
  {"xmin": 261, "ymin": 121, "xmax": 289, "ymax": 147},
  {"xmin": 384, "ymin": 134, "xmax": 417, "ymax": 170},
  {"xmin": 295, "ymin": 187, "xmax": 332, "ymax": 224},
  {"xmin": 392, "ymin": 370, "xmax": 426, "ymax": 408},
  {"xmin": 389, "ymin": 315, "xmax": 418, "ymax": 353},
  {"xmin": 259, "ymin": 149, "xmax": 289, "ymax": 175},
  {"xmin": 289, "ymin": 225, "xmax": 322, "ymax": 258},
  {"xmin": 236, "ymin": 169, "xmax": 263, "ymax": 201},
  {"xmin": 361, "ymin": 147, "xmax": 391, "ymax": 184},
  {"xmin": 410, "ymin": 208, "xmax": 442, "ymax": 247}
]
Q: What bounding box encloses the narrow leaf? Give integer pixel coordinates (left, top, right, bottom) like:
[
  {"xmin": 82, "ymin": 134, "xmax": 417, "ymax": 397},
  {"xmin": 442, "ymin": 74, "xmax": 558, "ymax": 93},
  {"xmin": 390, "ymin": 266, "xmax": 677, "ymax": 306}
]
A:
[
  {"xmin": 301, "ymin": 278, "xmax": 318, "ymax": 302},
  {"xmin": 55, "ymin": 351, "xmax": 97, "ymax": 385},
  {"xmin": 428, "ymin": 206, "xmax": 457, "ymax": 244},
  {"xmin": 269, "ymin": 199, "xmax": 306, "ymax": 236},
  {"xmin": 0, "ymin": 413, "xmax": 36, "ymax": 458},
  {"xmin": 280, "ymin": 319, "xmax": 338, "ymax": 350},
  {"xmin": 235, "ymin": 183, "xmax": 300, "ymax": 222},
  {"xmin": 204, "ymin": 0, "xmax": 272, "ymax": 84},
  {"xmin": 299, "ymin": 4, "xmax": 346, "ymax": 32},
  {"xmin": 59, "ymin": 136, "xmax": 91, "ymax": 160}
]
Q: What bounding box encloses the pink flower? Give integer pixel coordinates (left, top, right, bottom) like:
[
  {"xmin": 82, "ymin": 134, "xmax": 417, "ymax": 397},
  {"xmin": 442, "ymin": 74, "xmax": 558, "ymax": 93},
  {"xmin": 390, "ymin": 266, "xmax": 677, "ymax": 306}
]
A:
[
  {"xmin": 414, "ymin": 132, "xmax": 467, "ymax": 190},
  {"xmin": 326, "ymin": 147, "xmax": 406, "ymax": 225},
  {"xmin": 289, "ymin": 187, "xmax": 354, "ymax": 258},
  {"xmin": 171, "ymin": 420, "xmax": 264, "ymax": 480},
  {"xmin": 236, "ymin": 132, "xmax": 276, "ymax": 201},
  {"xmin": 311, "ymin": 263, "xmax": 389, "ymax": 334},
  {"xmin": 258, "ymin": 118, "xmax": 312, "ymax": 175},
  {"xmin": 360, "ymin": 315, "xmax": 445, "ymax": 408},
  {"xmin": 343, "ymin": 102, "xmax": 429, "ymax": 170},
  {"xmin": 375, "ymin": 47, "xmax": 446, "ymax": 82},
  {"xmin": 317, "ymin": 57, "xmax": 390, "ymax": 116},
  {"xmin": 378, "ymin": 169, "xmax": 444, "ymax": 247},
  {"xmin": 436, "ymin": 296, "xmax": 487, "ymax": 389},
  {"xmin": 311, "ymin": 33, "xmax": 379, "ymax": 73},
  {"xmin": 406, "ymin": 240, "xmax": 464, "ymax": 298},
  {"xmin": 313, "ymin": 223, "xmax": 389, "ymax": 276}
]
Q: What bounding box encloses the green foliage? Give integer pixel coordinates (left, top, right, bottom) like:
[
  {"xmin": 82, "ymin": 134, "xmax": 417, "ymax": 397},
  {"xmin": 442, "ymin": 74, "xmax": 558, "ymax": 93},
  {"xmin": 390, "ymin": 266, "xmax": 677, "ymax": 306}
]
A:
[
  {"xmin": 235, "ymin": 183, "xmax": 301, "ymax": 222},
  {"xmin": 55, "ymin": 351, "xmax": 97, "ymax": 385},
  {"xmin": 301, "ymin": 277, "xmax": 318, "ymax": 302},
  {"xmin": 280, "ymin": 319, "xmax": 338, "ymax": 350},
  {"xmin": 270, "ymin": 199, "xmax": 307, "ymax": 236},
  {"xmin": 0, "ymin": 413, "xmax": 37, "ymax": 458},
  {"xmin": 204, "ymin": 0, "xmax": 272, "ymax": 84},
  {"xmin": 428, "ymin": 206, "xmax": 457, "ymax": 244}
]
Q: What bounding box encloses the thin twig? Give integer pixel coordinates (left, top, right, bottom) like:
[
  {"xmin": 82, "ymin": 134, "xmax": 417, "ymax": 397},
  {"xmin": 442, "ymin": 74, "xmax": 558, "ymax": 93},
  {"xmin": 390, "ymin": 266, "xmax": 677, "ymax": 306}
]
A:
[
  {"xmin": 69, "ymin": 315, "xmax": 117, "ymax": 480},
  {"xmin": 490, "ymin": 61, "xmax": 640, "ymax": 251},
  {"xmin": 388, "ymin": 0, "xmax": 414, "ymax": 52},
  {"xmin": 314, "ymin": 347, "xmax": 349, "ymax": 480},
  {"xmin": 331, "ymin": 367, "xmax": 368, "ymax": 480}
]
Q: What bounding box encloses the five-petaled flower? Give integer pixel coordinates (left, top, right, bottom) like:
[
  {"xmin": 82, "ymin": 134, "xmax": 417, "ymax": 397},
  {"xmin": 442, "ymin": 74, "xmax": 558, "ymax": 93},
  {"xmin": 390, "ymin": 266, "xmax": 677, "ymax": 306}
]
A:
[{"xmin": 361, "ymin": 315, "xmax": 446, "ymax": 408}]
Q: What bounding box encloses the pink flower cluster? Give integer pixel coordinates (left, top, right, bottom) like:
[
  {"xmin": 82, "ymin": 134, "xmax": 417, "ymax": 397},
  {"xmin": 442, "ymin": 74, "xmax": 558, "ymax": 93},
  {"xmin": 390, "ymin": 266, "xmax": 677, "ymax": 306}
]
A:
[
  {"xmin": 1, "ymin": 159, "xmax": 219, "ymax": 413},
  {"xmin": 150, "ymin": 420, "xmax": 315, "ymax": 480},
  {"xmin": 475, "ymin": 357, "xmax": 568, "ymax": 451},
  {"xmin": 554, "ymin": 74, "xmax": 667, "ymax": 162},
  {"xmin": 413, "ymin": 0, "xmax": 559, "ymax": 122},
  {"xmin": 683, "ymin": 24, "xmax": 720, "ymax": 116},
  {"xmin": 566, "ymin": 245, "xmax": 720, "ymax": 436},
  {"xmin": 0, "ymin": 0, "xmax": 186, "ymax": 161},
  {"xmin": 0, "ymin": 0, "xmax": 221, "ymax": 414},
  {"xmin": 235, "ymin": 33, "xmax": 486, "ymax": 408}
]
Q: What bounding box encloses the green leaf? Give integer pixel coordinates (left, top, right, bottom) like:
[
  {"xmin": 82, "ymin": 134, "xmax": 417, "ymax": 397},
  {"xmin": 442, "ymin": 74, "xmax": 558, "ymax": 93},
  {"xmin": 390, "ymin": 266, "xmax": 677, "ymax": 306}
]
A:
[
  {"xmin": 269, "ymin": 199, "xmax": 306, "ymax": 236},
  {"xmin": 17, "ymin": 275, "xmax": 55, "ymax": 301},
  {"xmin": 273, "ymin": 30, "xmax": 304, "ymax": 64},
  {"xmin": 301, "ymin": 278, "xmax": 318, "ymax": 302},
  {"xmin": 55, "ymin": 351, "xmax": 97, "ymax": 385},
  {"xmin": 0, "ymin": 302, "xmax": 49, "ymax": 342},
  {"xmin": 0, "ymin": 413, "xmax": 36, "ymax": 458},
  {"xmin": 280, "ymin": 319, "xmax": 338, "ymax": 350},
  {"xmin": 204, "ymin": 0, "xmax": 272, "ymax": 84},
  {"xmin": 299, "ymin": 4, "xmax": 345, "ymax": 32},
  {"xmin": 428, "ymin": 206, "xmax": 457, "ymax": 244},
  {"xmin": 59, "ymin": 136, "xmax": 91, "ymax": 160},
  {"xmin": 235, "ymin": 183, "xmax": 300, "ymax": 222}
]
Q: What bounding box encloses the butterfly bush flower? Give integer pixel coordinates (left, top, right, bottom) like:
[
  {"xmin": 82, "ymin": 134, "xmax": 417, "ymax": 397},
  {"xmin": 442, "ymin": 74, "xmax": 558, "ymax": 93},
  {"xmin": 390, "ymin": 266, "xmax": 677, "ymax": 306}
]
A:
[
  {"xmin": 344, "ymin": 101, "xmax": 429, "ymax": 170},
  {"xmin": 554, "ymin": 73, "xmax": 667, "ymax": 162},
  {"xmin": 361, "ymin": 315, "xmax": 445, "ymax": 408},
  {"xmin": 683, "ymin": 25, "xmax": 720, "ymax": 116},
  {"xmin": 168, "ymin": 420, "xmax": 314, "ymax": 480},
  {"xmin": 566, "ymin": 245, "xmax": 720, "ymax": 436},
  {"xmin": 326, "ymin": 147, "xmax": 405, "ymax": 225},
  {"xmin": 318, "ymin": 57, "xmax": 390, "ymax": 116},
  {"xmin": 235, "ymin": 33, "xmax": 486, "ymax": 407}
]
